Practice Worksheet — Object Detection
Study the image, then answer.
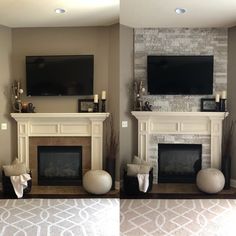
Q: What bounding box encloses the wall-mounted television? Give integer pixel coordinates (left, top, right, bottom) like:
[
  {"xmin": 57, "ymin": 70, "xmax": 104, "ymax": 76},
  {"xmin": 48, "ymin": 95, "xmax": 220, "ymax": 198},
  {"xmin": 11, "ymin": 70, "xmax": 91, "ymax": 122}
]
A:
[
  {"xmin": 26, "ymin": 55, "xmax": 94, "ymax": 96},
  {"xmin": 147, "ymin": 55, "xmax": 214, "ymax": 95}
]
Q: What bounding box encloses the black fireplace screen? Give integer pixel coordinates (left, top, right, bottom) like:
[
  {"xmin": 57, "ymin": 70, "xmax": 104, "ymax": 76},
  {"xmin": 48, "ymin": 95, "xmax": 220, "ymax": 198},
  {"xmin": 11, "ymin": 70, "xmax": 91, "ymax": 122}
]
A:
[
  {"xmin": 158, "ymin": 144, "xmax": 202, "ymax": 183},
  {"xmin": 38, "ymin": 146, "xmax": 82, "ymax": 185}
]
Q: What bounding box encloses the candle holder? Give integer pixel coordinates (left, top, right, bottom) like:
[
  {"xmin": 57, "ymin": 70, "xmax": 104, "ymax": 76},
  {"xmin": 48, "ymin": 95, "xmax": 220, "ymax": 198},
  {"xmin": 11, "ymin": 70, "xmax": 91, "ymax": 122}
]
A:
[
  {"xmin": 93, "ymin": 102, "xmax": 99, "ymax": 112},
  {"xmin": 216, "ymin": 101, "xmax": 220, "ymax": 112},
  {"xmin": 101, "ymin": 99, "xmax": 106, "ymax": 112},
  {"xmin": 220, "ymin": 98, "xmax": 226, "ymax": 112}
]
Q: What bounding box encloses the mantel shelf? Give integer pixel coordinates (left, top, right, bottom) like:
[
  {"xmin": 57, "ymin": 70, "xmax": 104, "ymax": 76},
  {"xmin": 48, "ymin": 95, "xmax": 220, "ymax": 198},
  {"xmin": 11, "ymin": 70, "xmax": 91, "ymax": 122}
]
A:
[
  {"xmin": 131, "ymin": 111, "xmax": 228, "ymax": 119},
  {"xmin": 11, "ymin": 112, "xmax": 110, "ymax": 121}
]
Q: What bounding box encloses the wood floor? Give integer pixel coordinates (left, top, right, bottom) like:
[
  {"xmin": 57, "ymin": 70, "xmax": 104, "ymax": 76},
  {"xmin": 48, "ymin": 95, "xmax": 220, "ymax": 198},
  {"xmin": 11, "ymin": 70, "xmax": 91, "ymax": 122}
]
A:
[
  {"xmin": 151, "ymin": 183, "xmax": 236, "ymax": 194},
  {"xmin": 121, "ymin": 183, "xmax": 236, "ymax": 199},
  {"xmin": 1, "ymin": 183, "xmax": 236, "ymax": 199},
  {"xmin": 0, "ymin": 185, "xmax": 119, "ymax": 199}
]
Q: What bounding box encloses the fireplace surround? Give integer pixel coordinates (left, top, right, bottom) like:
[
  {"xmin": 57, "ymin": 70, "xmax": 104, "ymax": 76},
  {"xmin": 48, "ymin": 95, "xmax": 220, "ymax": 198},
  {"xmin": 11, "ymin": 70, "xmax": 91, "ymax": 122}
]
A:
[
  {"xmin": 11, "ymin": 113, "xmax": 109, "ymax": 185},
  {"xmin": 29, "ymin": 136, "xmax": 91, "ymax": 185},
  {"xmin": 132, "ymin": 111, "xmax": 228, "ymax": 183}
]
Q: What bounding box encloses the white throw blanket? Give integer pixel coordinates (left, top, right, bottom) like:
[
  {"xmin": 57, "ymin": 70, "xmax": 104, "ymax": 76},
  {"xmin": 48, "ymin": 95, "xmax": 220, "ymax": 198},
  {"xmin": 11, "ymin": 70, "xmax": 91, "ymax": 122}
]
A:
[
  {"xmin": 10, "ymin": 173, "xmax": 31, "ymax": 198},
  {"xmin": 137, "ymin": 174, "xmax": 149, "ymax": 192}
]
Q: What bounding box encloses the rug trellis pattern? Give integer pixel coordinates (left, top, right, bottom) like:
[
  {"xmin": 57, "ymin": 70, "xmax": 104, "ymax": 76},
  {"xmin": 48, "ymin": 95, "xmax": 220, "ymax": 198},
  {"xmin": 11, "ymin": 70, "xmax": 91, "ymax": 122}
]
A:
[
  {"xmin": 120, "ymin": 199, "xmax": 236, "ymax": 236},
  {"xmin": 0, "ymin": 198, "xmax": 119, "ymax": 236}
]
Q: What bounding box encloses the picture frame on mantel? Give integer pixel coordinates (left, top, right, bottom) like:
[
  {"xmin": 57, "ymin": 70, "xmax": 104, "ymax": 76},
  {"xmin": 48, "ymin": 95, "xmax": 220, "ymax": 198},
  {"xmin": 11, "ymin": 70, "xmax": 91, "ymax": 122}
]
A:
[
  {"xmin": 201, "ymin": 98, "xmax": 216, "ymax": 112},
  {"xmin": 78, "ymin": 99, "xmax": 94, "ymax": 112}
]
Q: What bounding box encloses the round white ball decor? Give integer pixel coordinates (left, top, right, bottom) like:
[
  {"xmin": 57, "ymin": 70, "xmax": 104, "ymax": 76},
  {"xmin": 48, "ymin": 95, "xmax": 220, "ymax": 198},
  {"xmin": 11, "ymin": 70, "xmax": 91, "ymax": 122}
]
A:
[
  {"xmin": 83, "ymin": 170, "xmax": 112, "ymax": 195},
  {"xmin": 196, "ymin": 168, "xmax": 225, "ymax": 194}
]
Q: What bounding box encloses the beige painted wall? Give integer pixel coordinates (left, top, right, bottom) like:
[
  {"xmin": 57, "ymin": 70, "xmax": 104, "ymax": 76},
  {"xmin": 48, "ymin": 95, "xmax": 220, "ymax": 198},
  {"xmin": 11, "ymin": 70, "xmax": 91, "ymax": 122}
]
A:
[
  {"xmin": 119, "ymin": 25, "xmax": 135, "ymax": 179},
  {"xmin": 108, "ymin": 24, "xmax": 120, "ymax": 126},
  {"xmin": 1, "ymin": 26, "xmax": 119, "ymax": 171},
  {"xmin": 0, "ymin": 26, "xmax": 14, "ymax": 167},
  {"xmin": 12, "ymin": 27, "xmax": 110, "ymax": 112},
  {"xmin": 227, "ymin": 26, "xmax": 236, "ymax": 180}
]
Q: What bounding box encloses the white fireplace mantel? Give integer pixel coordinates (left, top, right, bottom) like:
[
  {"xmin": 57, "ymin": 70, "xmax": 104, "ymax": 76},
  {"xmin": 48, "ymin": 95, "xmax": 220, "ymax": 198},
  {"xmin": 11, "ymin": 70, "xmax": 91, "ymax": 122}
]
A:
[
  {"xmin": 11, "ymin": 113, "xmax": 109, "ymax": 170},
  {"xmin": 132, "ymin": 111, "xmax": 228, "ymax": 169}
]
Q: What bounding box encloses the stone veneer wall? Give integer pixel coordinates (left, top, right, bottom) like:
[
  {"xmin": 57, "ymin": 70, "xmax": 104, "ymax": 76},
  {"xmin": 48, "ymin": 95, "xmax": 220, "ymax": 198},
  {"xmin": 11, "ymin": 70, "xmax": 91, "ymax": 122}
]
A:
[
  {"xmin": 134, "ymin": 28, "xmax": 228, "ymax": 112},
  {"xmin": 134, "ymin": 28, "xmax": 226, "ymax": 182},
  {"xmin": 149, "ymin": 134, "xmax": 211, "ymax": 183}
]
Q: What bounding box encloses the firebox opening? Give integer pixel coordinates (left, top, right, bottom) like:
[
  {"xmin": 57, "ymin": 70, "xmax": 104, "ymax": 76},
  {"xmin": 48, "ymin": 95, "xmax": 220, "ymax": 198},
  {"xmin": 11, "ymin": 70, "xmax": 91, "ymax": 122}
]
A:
[
  {"xmin": 38, "ymin": 146, "xmax": 82, "ymax": 186},
  {"xmin": 158, "ymin": 143, "xmax": 202, "ymax": 183}
]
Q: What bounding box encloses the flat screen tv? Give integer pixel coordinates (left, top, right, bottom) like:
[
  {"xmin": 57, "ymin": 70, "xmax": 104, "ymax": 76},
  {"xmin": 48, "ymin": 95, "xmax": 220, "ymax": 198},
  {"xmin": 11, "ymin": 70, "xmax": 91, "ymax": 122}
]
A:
[
  {"xmin": 147, "ymin": 55, "xmax": 214, "ymax": 95},
  {"xmin": 26, "ymin": 55, "xmax": 94, "ymax": 96}
]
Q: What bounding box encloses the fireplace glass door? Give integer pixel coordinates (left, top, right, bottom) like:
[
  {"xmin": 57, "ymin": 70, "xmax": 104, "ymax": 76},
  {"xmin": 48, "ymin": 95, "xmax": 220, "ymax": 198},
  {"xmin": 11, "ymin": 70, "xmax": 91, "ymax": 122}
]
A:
[
  {"xmin": 158, "ymin": 144, "xmax": 202, "ymax": 183},
  {"xmin": 38, "ymin": 146, "xmax": 82, "ymax": 185}
]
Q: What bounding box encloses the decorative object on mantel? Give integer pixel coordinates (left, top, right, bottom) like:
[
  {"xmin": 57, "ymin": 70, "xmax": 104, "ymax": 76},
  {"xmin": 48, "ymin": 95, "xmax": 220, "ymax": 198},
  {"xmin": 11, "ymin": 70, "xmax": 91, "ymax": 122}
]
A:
[
  {"xmin": 101, "ymin": 90, "xmax": 106, "ymax": 112},
  {"xmin": 201, "ymin": 98, "xmax": 216, "ymax": 112},
  {"xmin": 78, "ymin": 99, "xmax": 94, "ymax": 112},
  {"xmin": 105, "ymin": 116, "xmax": 119, "ymax": 190},
  {"xmin": 21, "ymin": 102, "xmax": 28, "ymax": 113},
  {"xmin": 143, "ymin": 101, "xmax": 152, "ymax": 111},
  {"xmin": 133, "ymin": 80, "xmax": 146, "ymax": 111},
  {"xmin": 201, "ymin": 92, "xmax": 227, "ymax": 112},
  {"xmin": 20, "ymin": 102, "xmax": 36, "ymax": 113},
  {"xmin": 215, "ymin": 93, "xmax": 220, "ymax": 111},
  {"xmin": 27, "ymin": 103, "xmax": 36, "ymax": 113},
  {"xmin": 11, "ymin": 81, "xmax": 24, "ymax": 113},
  {"xmin": 221, "ymin": 116, "xmax": 235, "ymax": 189},
  {"xmin": 93, "ymin": 94, "xmax": 99, "ymax": 112},
  {"xmin": 220, "ymin": 90, "xmax": 227, "ymax": 112}
]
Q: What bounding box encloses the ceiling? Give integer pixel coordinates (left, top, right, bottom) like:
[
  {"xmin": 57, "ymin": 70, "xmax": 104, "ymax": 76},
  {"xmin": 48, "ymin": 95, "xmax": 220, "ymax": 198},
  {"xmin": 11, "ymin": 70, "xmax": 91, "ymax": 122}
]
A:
[
  {"xmin": 120, "ymin": 0, "xmax": 236, "ymax": 28},
  {"xmin": 0, "ymin": 0, "xmax": 119, "ymax": 28},
  {"xmin": 1, "ymin": 1, "xmax": 236, "ymax": 29}
]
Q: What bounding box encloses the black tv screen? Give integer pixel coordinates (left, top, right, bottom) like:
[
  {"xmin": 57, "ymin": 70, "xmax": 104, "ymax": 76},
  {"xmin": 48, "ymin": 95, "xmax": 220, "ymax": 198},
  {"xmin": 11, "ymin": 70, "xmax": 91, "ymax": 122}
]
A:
[
  {"xmin": 26, "ymin": 55, "xmax": 94, "ymax": 96},
  {"xmin": 147, "ymin": 55, "xmax": 214, "ymax": 95}
]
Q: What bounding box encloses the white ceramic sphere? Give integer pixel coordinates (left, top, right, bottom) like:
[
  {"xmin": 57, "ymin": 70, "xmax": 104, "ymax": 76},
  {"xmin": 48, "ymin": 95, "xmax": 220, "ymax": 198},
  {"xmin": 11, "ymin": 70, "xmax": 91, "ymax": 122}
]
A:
[
  {"xmin": 83, "ymin": 170, "xmax": 112, "ymax": 194},
  {"xmin": 196, "ymin": 168, "xmax": 225, "ymax": 194}
]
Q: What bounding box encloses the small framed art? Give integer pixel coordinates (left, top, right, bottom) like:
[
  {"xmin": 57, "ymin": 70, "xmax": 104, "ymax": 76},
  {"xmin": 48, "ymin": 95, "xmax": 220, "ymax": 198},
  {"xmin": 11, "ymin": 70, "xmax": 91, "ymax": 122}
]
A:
[
  {"xmin": 201, "ymin": 98, "xmax": 216, "ymax": 112},
  {"xmin": 78, "ymin": 99, "xmax": 94, "ymax": 112}
]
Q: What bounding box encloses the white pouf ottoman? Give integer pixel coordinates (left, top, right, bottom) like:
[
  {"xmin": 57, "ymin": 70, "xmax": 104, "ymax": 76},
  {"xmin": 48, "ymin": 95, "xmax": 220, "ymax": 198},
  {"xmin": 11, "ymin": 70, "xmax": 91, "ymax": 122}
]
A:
[
  {"xmin": 83, "ymin": 170, "xmax": 112, "ymax": 194},
  {"xmin": 196, "ymin": 168, "xmax": 225, "ymax": 194}
]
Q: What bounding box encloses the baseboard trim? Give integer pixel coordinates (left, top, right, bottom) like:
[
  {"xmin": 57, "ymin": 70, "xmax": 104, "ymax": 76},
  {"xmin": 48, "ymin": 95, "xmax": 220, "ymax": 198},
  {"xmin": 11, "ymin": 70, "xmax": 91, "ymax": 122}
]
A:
[
  {"xmin": 115, "ymin": 181, "xmax": 120, "ymax": 190},
  {"xmin": 230, "ymin": 179, "xmax": 236, "ymax": 188}
]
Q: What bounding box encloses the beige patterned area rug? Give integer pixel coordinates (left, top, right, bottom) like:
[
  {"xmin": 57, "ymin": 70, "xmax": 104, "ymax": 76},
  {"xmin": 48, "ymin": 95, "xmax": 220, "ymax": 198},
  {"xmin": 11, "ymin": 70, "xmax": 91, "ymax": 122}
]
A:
[
  {"xmin": 0, "ymin": 198, "xmax": 119, "ymax": 236},
  {"xmin": 120, "ymin": 199, "xmax": 236, "ymax": 236}
]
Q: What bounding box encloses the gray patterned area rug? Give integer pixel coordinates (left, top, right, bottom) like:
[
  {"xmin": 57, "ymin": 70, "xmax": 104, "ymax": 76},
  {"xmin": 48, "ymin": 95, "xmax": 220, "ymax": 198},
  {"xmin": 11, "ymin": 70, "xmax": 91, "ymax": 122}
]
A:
[
  {"xmin": 0, "ymin": 198, "xmax": 119, "ymax": 236},
  {"xmin": 120, "ymin": 199, "xmax": 236, "ymax": 236}
]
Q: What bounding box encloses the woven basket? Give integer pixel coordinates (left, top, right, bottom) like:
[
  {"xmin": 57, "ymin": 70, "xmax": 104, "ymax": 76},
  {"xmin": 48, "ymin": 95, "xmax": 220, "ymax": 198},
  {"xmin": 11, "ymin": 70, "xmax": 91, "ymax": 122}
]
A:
[
  {"xmin": 2, "ymin": 171, "xmax": 32, "ymax": 198},
  {"xmin": 123, "ymin": 168, "xmax": 153, "ymax": 195}
]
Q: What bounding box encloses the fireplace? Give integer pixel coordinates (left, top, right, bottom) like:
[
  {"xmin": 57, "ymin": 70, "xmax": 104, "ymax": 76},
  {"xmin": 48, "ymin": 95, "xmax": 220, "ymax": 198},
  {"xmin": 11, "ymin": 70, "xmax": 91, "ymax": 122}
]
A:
[
  {"xmin": 158, "ymin": 144, "xmax": 202, "ymax": 183},
  {"xmin": 132, "ymin": 111, "xmax": 227, "ymax": 183},
  {"xmin": 38, "ymin": 146, "xmax": 82, "ymax": 186}
]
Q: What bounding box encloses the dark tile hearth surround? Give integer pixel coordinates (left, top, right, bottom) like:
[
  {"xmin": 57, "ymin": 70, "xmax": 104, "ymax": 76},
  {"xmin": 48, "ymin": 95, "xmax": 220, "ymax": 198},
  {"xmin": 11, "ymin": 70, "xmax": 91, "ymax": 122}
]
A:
[{"xmin": 29, "ymin": 137, "xmax": 91, "ymax": 186}]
